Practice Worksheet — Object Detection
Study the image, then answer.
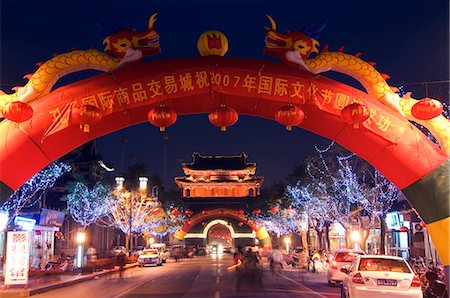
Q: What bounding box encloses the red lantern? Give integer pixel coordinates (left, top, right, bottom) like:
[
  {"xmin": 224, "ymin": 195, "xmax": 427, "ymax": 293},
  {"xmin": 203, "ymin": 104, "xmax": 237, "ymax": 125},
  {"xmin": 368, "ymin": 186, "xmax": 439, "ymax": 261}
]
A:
[
  {"xmin": 35, "ymin": 230, "xmax": 42, "ymax": 236},
  {"xmin": 238, "ymin": 222, "xmax": 244, "ymax": 227},
  {"xmin": 201, "ymin": 222, "xmax": 207, "ymax": 226},
  {"xmin": 238, "ymin": 209, "xmax": 245, "ymax": 214},
  {"xmin": 71, "ymin": 104, "xmax": 102, "ymax": 132},
  {"xmin": 202, "ymin": 210, "xmax": 207, "ymax": 215},
  {"xmin": 208, "ymin": 105, "xmax": 238, "ymax": 131},
  {"xmin": 185, "ymin": 209, "xmax": 193, "ymax": 216},
  {"xmin": 274, "ymin": 104, "xmax": 305, "ymax": 131},
  {"xmin": 187, "ymin": 219, "xmax": 192, "ymax": 225},
  {"xmin": 147, "ymin": 105, "xmax": 177, "ymax": 131},
  {"xmin": 341, "ymin": 103, "xmax": 369, "ymax": 128},
  {"xmin": 172, "ymin": 209, "xmax": 180, "ymax": 216},
  {"xmin": 55, "ymin": 231, "xmax": 63, "ymax": 238},
  {"xmin": 270, "ymin": 207, "xmax": 278, "ymax": 214},
  {"xmin": 399, "ymin": 226, "xmax": 409, "ymax": 232},
  {"xmin": 253, "ymin": 209, "xmax": 261, "ymax": 215},
  {"xmin": 152, "ymin": 208, "xmax": 162, "ymax": 214},
  {"xmin": 411, "ymin": 98, "xmax": 443, "ymax": 120},
  {"xmin": 3, "ymin": 101, "xmax": 33, "ymax": 122},
  {"xmin": 227, "ymin": 222, "xmax": 232, "ymax": 226}
]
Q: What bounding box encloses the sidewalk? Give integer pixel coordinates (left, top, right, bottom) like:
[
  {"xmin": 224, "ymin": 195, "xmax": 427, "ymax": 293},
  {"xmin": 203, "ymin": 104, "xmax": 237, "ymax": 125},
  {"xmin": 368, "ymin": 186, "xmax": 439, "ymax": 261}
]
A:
[{"xmin": 0, "ymin": 263, "xmax": 138, "ymax": 298}]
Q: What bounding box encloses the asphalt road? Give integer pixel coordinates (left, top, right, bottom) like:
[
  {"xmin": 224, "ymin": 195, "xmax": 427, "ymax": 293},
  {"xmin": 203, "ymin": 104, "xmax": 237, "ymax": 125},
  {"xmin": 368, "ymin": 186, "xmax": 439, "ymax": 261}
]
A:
[{"xmin": 35, "ymin": 255, "xmax": 340, "ymax": 298}]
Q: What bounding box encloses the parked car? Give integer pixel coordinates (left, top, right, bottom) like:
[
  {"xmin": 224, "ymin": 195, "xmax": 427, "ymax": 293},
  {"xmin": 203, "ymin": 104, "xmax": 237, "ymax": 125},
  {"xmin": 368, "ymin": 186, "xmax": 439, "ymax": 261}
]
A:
[
  {"xmin": 341, "ymin": 255, "xmax": 423, "ymax": 298},
  {"xmin": 137, "ymin": 249, "xmax": 163, "ymax": 267},
  {"xmin": 327, "ymin": 248, "xmax": 365, "ymax": 286},
  {"xmin": 133, "ymin": 246, "xmax": 145, "ymax": 256},
  {"xmin": 150, "ymin": 243, "xmax": 167, "ymax": 262},
  {"xmin": 112, "ymin": 246, "xmax": 127, "ymax": 255}
]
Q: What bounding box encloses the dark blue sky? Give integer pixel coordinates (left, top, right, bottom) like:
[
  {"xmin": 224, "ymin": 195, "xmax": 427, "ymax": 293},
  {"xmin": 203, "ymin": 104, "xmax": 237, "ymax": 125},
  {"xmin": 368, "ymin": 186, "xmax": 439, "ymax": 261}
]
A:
[{"xmin": 1, "ymin": 0, "xmax": 448, "ymax": 187}]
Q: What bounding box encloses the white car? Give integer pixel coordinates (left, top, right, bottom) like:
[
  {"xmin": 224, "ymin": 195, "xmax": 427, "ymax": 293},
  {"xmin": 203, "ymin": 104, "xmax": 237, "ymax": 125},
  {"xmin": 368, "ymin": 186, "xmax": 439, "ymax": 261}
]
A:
[
  {"xmin": 327, "ymin": 248, "xmax": 365, "ymax": 286},
  {"xmin": 137, "ymin": 249, "xmax": 163, "ymax": 267},
  {"xmin": 341, "ymin": 255, "xmax": 423, "ymax": 298}
]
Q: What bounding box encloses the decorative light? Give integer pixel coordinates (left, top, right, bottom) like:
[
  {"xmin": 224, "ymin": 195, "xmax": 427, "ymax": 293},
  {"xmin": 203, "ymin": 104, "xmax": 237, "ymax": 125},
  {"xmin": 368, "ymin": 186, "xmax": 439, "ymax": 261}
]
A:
[
  {"xmin": 208, "ymin": 105, "xmax": 238, "ymax": 131},
  {"xmin": 274, "ymin": 104, "xmax": 305, "ymax": 131},
  {"xmin": 341, "ymin": 103, "xmax": 369, "ymax": 128},
  {"xmin": 139, "ymin": 177, "xmax": 148, "ymax": 190},
  {"xmin": 71, "ymin": 104, "xmax": 102, "ymax": 132},
  {"xmin": 2, "ymin": 101, "xmax": 33, "ymax": 123},
  {"xmin": 147, "ymin": 105, "xmax": 177, "ymax": 131}
]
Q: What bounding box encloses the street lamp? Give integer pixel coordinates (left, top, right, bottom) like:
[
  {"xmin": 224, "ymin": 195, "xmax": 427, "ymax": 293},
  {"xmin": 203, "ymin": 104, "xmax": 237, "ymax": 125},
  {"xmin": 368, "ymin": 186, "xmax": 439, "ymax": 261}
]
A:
[
  {"xmin": 75, "ymin": 230, "xmax": 86, "ymax": 268},
  {"xmin": 115, "ymin": 176, "xmax": 149, "ymax": 256},
  {"xmin": 350, "ymin": 230, "xmax": 361, "ymax": 250},
  {"xmin": 284, "ymin": 236, "xmax": 291, "ymax": 255}
]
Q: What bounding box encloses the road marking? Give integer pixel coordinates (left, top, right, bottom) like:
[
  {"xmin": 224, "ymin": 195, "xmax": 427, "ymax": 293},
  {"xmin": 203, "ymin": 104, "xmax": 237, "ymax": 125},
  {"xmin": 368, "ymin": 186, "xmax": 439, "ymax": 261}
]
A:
[
  {"xmin": 265, "ymin": 288, "xmax": 340, "ymax": 297},
  {"xmin": 278, "ymin": 273, "xmax": 329, "ymax": 298}
]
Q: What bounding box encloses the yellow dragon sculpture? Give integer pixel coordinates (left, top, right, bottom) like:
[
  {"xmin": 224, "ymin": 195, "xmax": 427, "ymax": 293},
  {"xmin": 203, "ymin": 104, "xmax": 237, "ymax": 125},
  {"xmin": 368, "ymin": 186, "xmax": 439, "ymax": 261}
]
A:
[
  {"xmin": 264, "ymin": 15, "xmax": 450, "ymax": 156},
  {"xmin": 0, "ymin": 13, "xmax": 160, "ymax": 116}
]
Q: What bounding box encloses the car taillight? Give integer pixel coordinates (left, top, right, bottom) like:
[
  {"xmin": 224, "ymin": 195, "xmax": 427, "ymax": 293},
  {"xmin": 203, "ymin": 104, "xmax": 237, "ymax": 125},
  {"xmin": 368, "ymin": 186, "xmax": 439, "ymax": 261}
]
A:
[
  {"xmin": 411, "ymin": 275, "xmax": 421, "ymax": 287},
  {"xmin": 352, "ymin": 273, "xmax": 365, "ymax": 284},
  {"xmin": 332, "ymin": 261, "xmax": 338, "ymax": 269}
]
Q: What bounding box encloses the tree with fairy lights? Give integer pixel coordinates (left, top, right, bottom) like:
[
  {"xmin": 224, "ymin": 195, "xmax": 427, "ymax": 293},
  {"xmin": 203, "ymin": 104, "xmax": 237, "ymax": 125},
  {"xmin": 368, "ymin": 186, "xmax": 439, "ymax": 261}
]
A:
[
  {"xmin": 0, "ymin": 162, "xmax": 71, "ymax": 223},
  {"xmin": 287, "ymin": 142, "xmax": 400, "ymax": 253},
  {"xmin": 64, "ymin": 182, "xmax": 112, "ymax": 228}
]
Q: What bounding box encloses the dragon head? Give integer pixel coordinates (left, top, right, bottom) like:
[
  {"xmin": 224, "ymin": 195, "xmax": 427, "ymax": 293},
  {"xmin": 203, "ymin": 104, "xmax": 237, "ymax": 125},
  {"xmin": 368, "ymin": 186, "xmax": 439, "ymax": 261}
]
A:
[
  {"xmin": 263, "ymin": 16, "xmax": 325, "ymax": 68},
  {"xmin": 103, "ymin": 13, "xmax": 160, "ymax": 58}
]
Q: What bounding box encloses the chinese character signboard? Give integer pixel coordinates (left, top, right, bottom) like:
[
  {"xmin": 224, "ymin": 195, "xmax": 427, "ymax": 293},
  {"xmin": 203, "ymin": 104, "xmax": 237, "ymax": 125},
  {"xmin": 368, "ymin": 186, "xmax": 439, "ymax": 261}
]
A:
[{"xmin": 5, "ymin": 231, "xmax": 30, "ymax": 285}]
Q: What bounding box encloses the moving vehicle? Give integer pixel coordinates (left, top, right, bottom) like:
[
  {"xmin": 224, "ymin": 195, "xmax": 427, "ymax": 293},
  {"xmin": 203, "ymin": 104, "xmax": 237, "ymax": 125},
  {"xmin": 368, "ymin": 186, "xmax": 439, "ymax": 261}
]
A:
[
  {"xmin": 327, "ymin": 248, "xmax": 365, "ymax": 286},
  {"xmin": 150, "ymin": 243, "xmax": 167, "ymax": 262},
  {"xmin": 138, "ymin": 249, "xmax": 163, "ymax": 267},
  {"xmin": 341, "ymin": 255, "xmax": 423, "ymax": 298}
]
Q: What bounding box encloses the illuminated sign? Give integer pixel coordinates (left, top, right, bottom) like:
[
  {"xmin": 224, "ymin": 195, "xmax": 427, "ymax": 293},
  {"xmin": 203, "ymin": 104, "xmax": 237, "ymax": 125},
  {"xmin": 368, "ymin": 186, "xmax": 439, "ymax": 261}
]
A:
[
  {"xmin": 386, "ymin": 212, "xmax": 401, "ymax": 230},
  {"xmin": 39, "ymin": 208, "xmax": 65, "ymax": 227},
  {"xmin": 4, "ymin": 231, "xmax": 30, "ymax": 285},
  {"xmin": 0, "ymin": 212, "xmax": 8, "ymax": 231},
  {"xmin": 14, "ymin": 216, "xmax": 36, "ymax": 231}
]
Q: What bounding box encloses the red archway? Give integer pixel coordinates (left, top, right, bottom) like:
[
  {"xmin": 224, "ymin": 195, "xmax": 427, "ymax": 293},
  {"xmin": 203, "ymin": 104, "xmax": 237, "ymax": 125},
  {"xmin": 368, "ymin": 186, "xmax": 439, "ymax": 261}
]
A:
[
  {"xmin": 0, "ymin": 56, "xmax": 448, "ymax": 269},
  {"xmin": 173, "ymin": 208, "xmax": 271, "ymax": 247}
]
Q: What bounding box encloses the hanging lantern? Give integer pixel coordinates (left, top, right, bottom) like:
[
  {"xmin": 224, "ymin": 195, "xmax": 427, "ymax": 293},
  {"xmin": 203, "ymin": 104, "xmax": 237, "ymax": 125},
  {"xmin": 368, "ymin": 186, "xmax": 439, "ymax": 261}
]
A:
[
  {"xmin": 172, "ymin": 209, "xmax": 180, "ymax": 216},
  {"xmin": 253, "ymin": 209, "xmax": 261, "ymax": 215},
  {"xmin": 71, "ymin": 104, "xmax": 102, "ymax": 132},
  {"xmin": 274, "ymin": 104, "xmax": 305, "ymax": 131},
  {"xmin": 411, "ymin": 98, "xmax": 443, "ymax": 120},
  {"xmin": 2, "ymin": 101, "xmax": 33, "ymax": 123},
  {"xmin": 55, "ymin": 231, "xmax": 63, "ymax": 238},
  {"xmin": 185, "ymin": 209, "xmax": 193, "ymax": 216},
  {"xmin": 341, "ymin": 103, "xmax": 369, "ymax": 129},
  {"xmin": 269, "ymin": 207, "xmax": 278, "ymax": 214},
  {"xmin": 35, "ymin": 230, "xmax": 42, "ymax": 236},
  {"xmin": 227, "ymin": 222, "xmax": 232, "ymax": 226},
  {"xmin": 238, "ymin": 222, "xmax": 244, "ymax": 227},
  {"xmin": 238, "ymin": 209, "xmax": 245, "ymax": 214},
  {"xmin": 152, "ymin": 208, "xmax": 162, "ymax": 215},
  {"xmin": 197, "ymin": 30, "xmax": 229, "ymax": 56},
  {"xmin": 187, "ymin": 219, "xmax": 192, "ymax": 225},
  {"xmin": 147, "ymin": 105, "xmax": 177, "ymax": 131},
  {"xmin": 208, "ymin": 105, "xmax": 238, "ymax": 131},
  {"xmin": 202, "ymin": 210, "xmax": 207, "ymax": 215},
  {"xmin": 399, "ymin": 226, "xmax": 409, "ymax": 232}
]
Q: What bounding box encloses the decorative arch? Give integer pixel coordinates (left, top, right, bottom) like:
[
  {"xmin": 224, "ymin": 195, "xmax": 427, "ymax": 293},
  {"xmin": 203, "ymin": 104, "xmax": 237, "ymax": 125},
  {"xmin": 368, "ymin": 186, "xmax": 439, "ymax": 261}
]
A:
[
  {"xmin": 184, "ymin": 219, "xmax": 256, "ymax": 239},
  {"xmin": 173, "ymin": 208, "xmax": 271, "ymax": 247},
  {"xmin": 0, "ymin": 17, "xmax": 448, "ymax": 273}
]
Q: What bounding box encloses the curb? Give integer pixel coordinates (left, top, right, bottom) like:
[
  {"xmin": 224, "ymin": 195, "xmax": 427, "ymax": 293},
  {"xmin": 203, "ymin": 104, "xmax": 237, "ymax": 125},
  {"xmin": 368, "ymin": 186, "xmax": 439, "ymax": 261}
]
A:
[{"xmin": 0, "ymin": 263, "xmax": 138, "ymax": 298}]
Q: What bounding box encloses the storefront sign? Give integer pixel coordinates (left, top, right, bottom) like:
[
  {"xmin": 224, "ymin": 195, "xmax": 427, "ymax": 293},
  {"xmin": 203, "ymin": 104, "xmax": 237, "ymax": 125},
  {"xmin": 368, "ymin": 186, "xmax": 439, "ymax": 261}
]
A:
[
  {"xmin": 4, "ymin": 231, "xmax": 30, "ymax": 285},
  {"xmin": 14, "ymin": 216, "xmax": 36, "ymax": 231},
  {"xmin": 39, "ymin": 208, "xmax": 65, "ymax": 227}
]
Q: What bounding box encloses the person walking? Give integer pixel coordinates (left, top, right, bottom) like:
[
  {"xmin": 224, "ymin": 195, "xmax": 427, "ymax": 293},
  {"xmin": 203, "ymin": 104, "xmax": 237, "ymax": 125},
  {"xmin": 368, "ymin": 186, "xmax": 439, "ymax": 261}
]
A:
[{"xmin": 116, "ymin": 251, "xmax": 126, "ymax": 279}]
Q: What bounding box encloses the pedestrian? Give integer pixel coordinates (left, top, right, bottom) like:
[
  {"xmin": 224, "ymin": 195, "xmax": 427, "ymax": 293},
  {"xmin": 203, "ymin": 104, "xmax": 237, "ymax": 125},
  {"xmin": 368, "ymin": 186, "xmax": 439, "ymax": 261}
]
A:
[
  {"xmin": 116, "ymin": 251, "xmax": 126, "ymax": 279},
  {"xmin": 268, "ymin": 246, "xmax": 284, "ymax": 273}
]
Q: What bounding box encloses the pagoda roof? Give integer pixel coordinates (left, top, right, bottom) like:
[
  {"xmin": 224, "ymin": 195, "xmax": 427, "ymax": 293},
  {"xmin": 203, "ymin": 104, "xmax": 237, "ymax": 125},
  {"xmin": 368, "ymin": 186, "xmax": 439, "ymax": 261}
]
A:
[{"xmin": 182, "ymin": 152, "xmax": 256, "ymax": 171}]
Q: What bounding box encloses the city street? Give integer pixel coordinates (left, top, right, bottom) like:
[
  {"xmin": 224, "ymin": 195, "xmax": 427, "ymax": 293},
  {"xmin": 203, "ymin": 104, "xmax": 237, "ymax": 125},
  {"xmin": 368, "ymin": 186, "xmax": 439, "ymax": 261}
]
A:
[{"xmin": 34, "ymin": 255, "xmax": 340, "ymax": 298}]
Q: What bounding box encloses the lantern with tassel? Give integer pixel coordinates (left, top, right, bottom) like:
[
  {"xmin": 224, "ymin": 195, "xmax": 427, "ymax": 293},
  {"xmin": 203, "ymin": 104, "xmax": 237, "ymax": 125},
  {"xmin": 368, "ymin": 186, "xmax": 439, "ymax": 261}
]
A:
[{"xmin": 275, "ymin": 104, "xmax": 305, "ymax": 131}]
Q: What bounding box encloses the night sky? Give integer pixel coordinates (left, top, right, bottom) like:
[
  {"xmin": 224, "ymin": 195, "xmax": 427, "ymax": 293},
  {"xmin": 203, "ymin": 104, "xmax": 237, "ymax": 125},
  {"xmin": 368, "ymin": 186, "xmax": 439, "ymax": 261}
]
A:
[{"xmin": 1, "ymin": 0, "xmax": 448, "ymax": 188}]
